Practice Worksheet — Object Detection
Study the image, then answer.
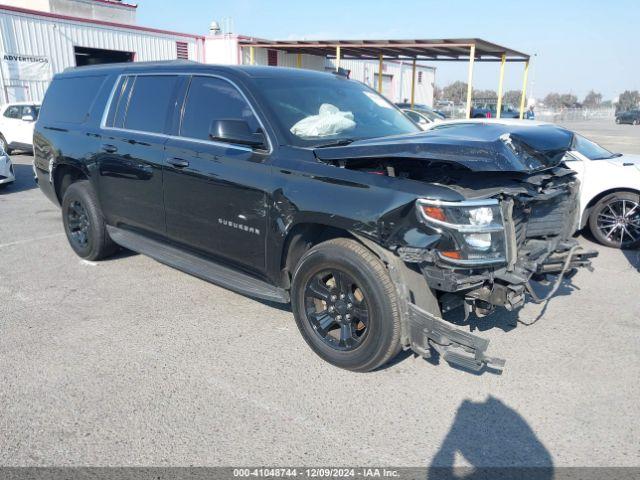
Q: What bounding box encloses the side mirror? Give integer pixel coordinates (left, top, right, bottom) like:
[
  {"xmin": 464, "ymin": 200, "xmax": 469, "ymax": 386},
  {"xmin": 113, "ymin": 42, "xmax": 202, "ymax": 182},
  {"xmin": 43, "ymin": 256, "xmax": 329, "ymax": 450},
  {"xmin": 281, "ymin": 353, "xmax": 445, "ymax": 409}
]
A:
[
  {"xmin": 209, "ymin": 119, "xmax": 266, "ymax": 149},
  {"xmin": 22, "ymin": 115, "xmax": 35, "ymax": 122}
]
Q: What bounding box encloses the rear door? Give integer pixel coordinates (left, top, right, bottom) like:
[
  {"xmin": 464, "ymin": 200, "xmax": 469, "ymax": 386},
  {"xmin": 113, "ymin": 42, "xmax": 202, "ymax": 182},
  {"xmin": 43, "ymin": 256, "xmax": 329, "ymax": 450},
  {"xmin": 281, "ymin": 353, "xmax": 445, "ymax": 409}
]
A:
[
  {"xmin": 98, "ymin": 74, "xmax": 186, "ymax": 235},
  {"xmin": 163, "ymin": 75, "xmax": 272, "ymax": 274}
]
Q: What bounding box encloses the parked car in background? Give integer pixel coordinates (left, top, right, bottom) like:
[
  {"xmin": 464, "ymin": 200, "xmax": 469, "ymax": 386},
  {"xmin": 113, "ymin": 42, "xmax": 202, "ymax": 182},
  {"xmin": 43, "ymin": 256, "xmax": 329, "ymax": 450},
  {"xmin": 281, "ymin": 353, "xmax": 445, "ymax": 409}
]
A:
[
  {"xmin": 0, "ymin": 144, "xmax": 14, "ymax": 188},
  {"xmin": 615, "ymin": 109, "xmax": 640, "ymax": 125},
  {"xmin": 401, "ymin": 108, "xmax": 438, "ymax": 129},
  {"xmin": 425, "ymin": 118, "xmax": 640, "ymax": 249},
  {"xmin": 395, "ymin": 103, "xmax": 445, "ymax": 120},
  {"xmin": 35, "ymin": 62, "xmax": 596, "ymax": 372},
  {"xmin": 471, "ymin": 102, "xmax": 520, "ymax": 119},
  {"xmin": 0, "ymin": 102, "xmax": 40, "ymax": 153}
]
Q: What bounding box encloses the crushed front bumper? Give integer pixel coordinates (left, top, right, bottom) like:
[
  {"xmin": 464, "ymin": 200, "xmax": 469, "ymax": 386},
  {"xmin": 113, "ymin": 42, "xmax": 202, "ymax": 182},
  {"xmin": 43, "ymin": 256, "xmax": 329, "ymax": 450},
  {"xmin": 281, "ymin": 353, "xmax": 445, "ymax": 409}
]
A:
[
  {"xmin": 404, "ymin": 244, "xmax": 597, "ymax": 371},
  {"xmin": 407, "ymin": 302, "xmax": 506, "ymax": 372}
]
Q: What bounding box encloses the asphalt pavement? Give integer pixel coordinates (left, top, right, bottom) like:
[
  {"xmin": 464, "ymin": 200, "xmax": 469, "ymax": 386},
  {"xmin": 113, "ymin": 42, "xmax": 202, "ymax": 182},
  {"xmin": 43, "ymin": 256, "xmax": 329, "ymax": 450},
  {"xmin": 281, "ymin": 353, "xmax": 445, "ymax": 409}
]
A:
[{"xmin": 0, "ymin": 119, "xmax": 638, "ymax": 468}]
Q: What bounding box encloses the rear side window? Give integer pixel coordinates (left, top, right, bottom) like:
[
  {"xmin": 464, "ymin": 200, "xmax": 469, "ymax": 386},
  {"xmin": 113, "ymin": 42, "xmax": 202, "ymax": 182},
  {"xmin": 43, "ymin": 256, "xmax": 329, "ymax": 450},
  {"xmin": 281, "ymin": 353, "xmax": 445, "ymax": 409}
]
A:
[
  {"xmin": 180, "ymin": 76, "xmax": 260, "ymax": 141},
  {"xmin": 3, "ymin": 106, "xmax": 20, "ymax": 119},
  {"xmin": 123, "ymin": 75, "xmax": 179, "ymax": 134},
  {"xmin": 39, "ymin": 75, "xmax": 106, "ymax": 124}
]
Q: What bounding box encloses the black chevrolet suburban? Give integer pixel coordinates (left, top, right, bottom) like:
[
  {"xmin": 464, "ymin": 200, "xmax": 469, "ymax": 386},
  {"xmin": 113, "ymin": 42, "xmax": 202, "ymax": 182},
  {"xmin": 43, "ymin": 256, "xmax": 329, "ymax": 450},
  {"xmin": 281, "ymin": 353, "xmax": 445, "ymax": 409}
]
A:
[{"xmin": 34, "ymin": 61, "xmax": 596, "ymax": 372}]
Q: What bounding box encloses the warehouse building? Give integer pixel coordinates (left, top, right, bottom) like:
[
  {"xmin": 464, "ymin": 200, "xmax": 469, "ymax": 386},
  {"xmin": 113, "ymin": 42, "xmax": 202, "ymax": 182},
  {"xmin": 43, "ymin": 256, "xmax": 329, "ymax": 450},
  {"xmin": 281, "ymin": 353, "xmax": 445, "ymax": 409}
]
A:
[
  {"xmin": 0, "ymin": 1, "xmax": 435, "ymax": 105},
  {"xmin": 0, "ymin": 0, "xmax": 204, "ymax": 102}
]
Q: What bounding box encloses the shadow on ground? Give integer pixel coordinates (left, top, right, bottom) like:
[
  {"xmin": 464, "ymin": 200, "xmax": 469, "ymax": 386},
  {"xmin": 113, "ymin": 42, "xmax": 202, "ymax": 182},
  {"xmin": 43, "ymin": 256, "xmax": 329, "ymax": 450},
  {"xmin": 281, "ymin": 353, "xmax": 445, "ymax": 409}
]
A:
[{"xmin": 428, "ymin": 396, "xmax": 553, "ymax": 479}]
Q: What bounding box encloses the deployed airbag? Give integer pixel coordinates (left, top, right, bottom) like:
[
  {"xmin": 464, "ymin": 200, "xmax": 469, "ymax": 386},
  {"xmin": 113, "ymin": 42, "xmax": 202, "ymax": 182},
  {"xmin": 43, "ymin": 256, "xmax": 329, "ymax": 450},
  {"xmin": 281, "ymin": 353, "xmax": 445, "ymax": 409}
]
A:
[{"xmin": 290, "ymin": 103, "xmax": 356, "ymax": 138}]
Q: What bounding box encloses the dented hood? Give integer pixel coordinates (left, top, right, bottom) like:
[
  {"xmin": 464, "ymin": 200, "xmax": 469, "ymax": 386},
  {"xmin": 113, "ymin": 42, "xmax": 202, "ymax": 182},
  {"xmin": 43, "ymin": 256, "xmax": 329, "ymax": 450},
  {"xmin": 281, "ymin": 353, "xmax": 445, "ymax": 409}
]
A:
[{"xmin": 314, "ymin": 124, "xmax": 575, "ymax": 173}]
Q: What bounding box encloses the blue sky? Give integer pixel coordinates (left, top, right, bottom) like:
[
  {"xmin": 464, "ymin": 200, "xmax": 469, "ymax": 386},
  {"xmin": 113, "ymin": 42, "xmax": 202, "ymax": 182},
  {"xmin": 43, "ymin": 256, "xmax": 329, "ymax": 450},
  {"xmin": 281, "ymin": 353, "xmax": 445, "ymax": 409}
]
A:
[{"xmin": 138, "ymin": 0, "xmax": 639, "ymax": 101}]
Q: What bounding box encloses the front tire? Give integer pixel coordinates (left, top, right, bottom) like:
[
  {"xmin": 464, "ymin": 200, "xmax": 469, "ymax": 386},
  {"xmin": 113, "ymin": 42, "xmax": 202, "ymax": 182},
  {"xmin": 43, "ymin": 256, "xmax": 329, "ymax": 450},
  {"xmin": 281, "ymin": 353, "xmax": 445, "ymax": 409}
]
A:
[
  {"xmin": 589, "ymin": 192, "xmax": 640, "ymax": 249},
  {"xmin": 62, "ymin": 180, "xmax": 117, "ymax": 260},
  {"xmin": 291, "ymin": 238, "xmax": 401, "ymax": 372}
]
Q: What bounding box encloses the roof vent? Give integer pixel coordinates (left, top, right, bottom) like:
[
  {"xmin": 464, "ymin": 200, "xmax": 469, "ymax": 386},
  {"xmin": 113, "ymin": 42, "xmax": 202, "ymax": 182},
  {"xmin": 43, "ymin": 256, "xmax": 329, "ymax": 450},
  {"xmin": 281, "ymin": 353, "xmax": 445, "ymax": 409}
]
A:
[{"xmin": 209, "ymin": 21, "xmax": 221, "ymax": 35}]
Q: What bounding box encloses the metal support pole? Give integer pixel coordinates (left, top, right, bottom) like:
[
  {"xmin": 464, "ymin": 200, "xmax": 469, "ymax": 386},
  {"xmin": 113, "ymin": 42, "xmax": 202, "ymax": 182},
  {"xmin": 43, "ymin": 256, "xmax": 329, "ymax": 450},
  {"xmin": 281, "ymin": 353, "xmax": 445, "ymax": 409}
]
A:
[
  {"xmin": 410, "ymin": 58, "xmax": 417, "ymax": 108},
  {"xmin": 378, "ymin": 54, "xmax": 383, "ymax": 93},
  {"xmin": 519, "ymin": 60, "xmax": 530, "ymax": 119},
  {"xmin": 496, "ymin": 53, "xmax": 506, "ymax": 119},
  {"xmin": 297, "ymin": 52, "xmax": 302, "ymax": 68},
  {"xmin": 335, "ymin": 46, "xmax": 341, "ymax": 71},
  {"xmin": 465, "ymin": 44, "xmax": 476, "ymax": 119},
  {"xmin": 249, "ymin": 46, "xmax": 255, "ymax": 65}
]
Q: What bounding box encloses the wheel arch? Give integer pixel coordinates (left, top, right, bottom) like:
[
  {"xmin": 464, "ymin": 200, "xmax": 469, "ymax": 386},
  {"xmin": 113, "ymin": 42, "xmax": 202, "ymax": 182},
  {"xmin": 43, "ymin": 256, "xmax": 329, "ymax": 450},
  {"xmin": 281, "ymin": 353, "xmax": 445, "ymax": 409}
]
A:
[
  {"xmin": 279, "ymin": 222, "xmax": 358, "ymax": 287},
  {"xmin": 53, "ymin": 162, "xmax": 89, "ymax": 203}
]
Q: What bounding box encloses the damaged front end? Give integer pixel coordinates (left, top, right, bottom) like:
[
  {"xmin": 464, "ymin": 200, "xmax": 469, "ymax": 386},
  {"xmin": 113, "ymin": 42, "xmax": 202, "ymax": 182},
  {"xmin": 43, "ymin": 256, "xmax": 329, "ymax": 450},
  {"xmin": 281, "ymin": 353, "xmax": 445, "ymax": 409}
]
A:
[
  {"xmin": 396, "ymin": 169, "xmax": 597, "ymax": 371},
  {"xmin": 324, "ymin": 124, "xmax": 598, "ymax": 371}
]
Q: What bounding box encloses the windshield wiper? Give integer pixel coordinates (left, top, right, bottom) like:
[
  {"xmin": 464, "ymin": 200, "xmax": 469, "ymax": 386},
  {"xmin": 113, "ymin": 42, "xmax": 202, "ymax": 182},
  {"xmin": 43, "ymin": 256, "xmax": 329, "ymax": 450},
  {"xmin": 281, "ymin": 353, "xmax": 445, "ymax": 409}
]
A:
[
  {"xmin": 312, "ymin": 138, "xmax": 356, "ymax": 149},
  {"xmin": 609, "ymin": 153, "xmax": 623, "ymax": 158}
]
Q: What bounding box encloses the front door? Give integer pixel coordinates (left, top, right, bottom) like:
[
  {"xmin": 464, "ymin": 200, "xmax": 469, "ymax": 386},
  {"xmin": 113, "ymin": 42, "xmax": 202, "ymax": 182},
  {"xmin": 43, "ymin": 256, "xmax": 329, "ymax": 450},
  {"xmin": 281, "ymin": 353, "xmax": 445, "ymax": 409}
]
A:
[{"xmin": 163, "ymin": 75, "xmax": 271, "ymax": 274}]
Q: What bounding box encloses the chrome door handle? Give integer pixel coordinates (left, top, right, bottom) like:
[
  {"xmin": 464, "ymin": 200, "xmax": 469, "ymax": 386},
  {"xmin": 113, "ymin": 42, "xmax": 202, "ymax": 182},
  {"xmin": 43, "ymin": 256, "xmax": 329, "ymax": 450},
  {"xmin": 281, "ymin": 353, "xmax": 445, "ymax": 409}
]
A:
[
  {"xmin": 167, "ymin": 157, "xmax": 189, "ymax": 168},
  {"xmin": 101, "ymin": 144, "xmax": 118, "ymax": 153}
]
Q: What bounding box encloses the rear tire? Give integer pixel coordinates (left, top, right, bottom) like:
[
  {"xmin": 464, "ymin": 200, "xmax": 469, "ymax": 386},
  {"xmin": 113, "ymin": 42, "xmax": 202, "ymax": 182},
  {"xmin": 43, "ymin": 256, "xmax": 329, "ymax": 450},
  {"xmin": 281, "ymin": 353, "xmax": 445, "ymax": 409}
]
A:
[
  {"xmin": 291, "ymin": 238, "xmax": 401, "ymax": 372},
  {"xmin": 61, "ymin": 180, "xmax": 117, "ymax": 260},
  {"xmin": 634, "ymin": 119, "xmax": 640, "ymax": 126},
  {"xmin": 588, "ymin": 192, "xmax": 640, "ymax": 249}
]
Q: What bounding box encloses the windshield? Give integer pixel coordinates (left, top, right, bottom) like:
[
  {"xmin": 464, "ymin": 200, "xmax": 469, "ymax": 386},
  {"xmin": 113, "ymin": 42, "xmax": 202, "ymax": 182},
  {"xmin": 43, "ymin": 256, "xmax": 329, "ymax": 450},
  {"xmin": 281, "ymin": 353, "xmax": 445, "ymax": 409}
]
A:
[
  {"xmin": 572, "ymin": 134, "xmax": 616, "ymax": 160},
  {"xmin": 254, "ymin": 76, "xmax": 419, "ymax": 147}
]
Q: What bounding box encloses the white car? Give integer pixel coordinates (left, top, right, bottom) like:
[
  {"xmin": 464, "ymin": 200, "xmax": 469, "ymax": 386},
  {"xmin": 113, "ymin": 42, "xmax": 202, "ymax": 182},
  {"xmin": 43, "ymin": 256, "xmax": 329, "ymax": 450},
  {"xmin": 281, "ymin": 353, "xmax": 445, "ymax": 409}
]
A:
[
  {"xmin": 424, "ymin": 119, "xmax": 640, "ymax": 249},
  {"xmin": 0, "ymin": 145, "xmax": 15, "ymax": 188},
  {"xmin": 0, "ymin": 102, "xmax": 40, "ymax": 154}
]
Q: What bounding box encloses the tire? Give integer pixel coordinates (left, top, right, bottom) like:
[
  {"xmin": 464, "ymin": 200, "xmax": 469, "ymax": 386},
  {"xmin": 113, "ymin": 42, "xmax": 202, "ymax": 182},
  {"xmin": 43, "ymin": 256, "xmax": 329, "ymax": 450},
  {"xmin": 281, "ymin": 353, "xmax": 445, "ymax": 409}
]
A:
[
  {"xmin": 615, "ymin": 117, "xmax": 621, "ymax": 124},
  {"xmin": 61, "ymin": 180, "xmax": 117, "ymax": 260},
  {"xmin": 291, "ymin": 238, "xmax": 401, "ymax": 372},
  {"xmin": 589, "ymin": 192, "xmax": 640, "ymax": 249},
  {"xmin": 634, "ymin": 119, "xmax": 640, "ymax": 126}
]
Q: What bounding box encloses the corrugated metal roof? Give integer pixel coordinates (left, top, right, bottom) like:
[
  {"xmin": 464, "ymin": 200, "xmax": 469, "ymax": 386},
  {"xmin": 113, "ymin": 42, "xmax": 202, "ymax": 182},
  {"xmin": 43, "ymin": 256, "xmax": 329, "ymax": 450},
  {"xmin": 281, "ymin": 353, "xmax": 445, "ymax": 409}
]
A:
[{"xmin": 238, "ymin": 38, "xmax": 529, "ymax": 62}]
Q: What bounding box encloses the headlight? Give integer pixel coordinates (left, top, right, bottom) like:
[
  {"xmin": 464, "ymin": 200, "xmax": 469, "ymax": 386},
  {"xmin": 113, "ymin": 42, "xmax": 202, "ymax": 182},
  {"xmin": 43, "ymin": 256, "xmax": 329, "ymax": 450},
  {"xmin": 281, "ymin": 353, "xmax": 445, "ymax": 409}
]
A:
[{"xmin": 416, "ymin": 199, "xmax": 506, "ymax": 265}]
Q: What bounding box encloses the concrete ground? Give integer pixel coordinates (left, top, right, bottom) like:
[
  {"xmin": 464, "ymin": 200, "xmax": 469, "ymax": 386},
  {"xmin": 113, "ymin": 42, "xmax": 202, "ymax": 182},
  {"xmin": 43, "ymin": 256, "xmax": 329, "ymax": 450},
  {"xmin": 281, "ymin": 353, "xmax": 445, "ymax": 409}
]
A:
[{"xmin": 0, "ymin": 119, "xmax": 638, "ymax": 469}]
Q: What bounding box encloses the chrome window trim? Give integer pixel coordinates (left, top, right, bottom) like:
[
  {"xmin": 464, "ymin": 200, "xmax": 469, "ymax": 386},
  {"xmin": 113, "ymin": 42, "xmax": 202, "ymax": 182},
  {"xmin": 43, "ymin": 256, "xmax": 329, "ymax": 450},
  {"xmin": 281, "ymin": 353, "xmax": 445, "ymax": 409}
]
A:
[{"xmin": 100, "ymin": 71, "xmax": 273, "ymax": 155}]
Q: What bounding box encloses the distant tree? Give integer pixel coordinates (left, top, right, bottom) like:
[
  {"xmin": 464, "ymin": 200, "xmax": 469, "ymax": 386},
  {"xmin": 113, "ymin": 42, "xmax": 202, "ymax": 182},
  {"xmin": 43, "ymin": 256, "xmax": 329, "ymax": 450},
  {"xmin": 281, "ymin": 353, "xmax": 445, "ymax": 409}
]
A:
[
  {"xmin": 473, "ymin": 89, "xmax": 498, "ymax": 100},
  {"xmin": 601, "ymin": 100, "xmax": 613, "ymax": 108},
  {"xmin": 442, "ymin": 81, "xmax": 469, "ymax": 104},
  {"xmin": 583, "ymin": 90, "xmax": 602, "ymax": 108},
  {"xmin": 543, "ymin": 92, "xmax": 578, "ymax": 109},
  {"xmin": 615, "ymin": 90, "xmax": 640, "ymax": 113},
  {"xmin": 543, "ymin": 93, "xmax": 561, "ymax": 109},
  {"xmin": 560, "ymin": 93, "xmax": 579, "ymax": 108},
  {"xmin": 503, "ymin": 90, "xmax": 525, "ymax": 108},
  {"xmin": 433, "ymin": 85, "xmax": 443, "ymax": 101}
]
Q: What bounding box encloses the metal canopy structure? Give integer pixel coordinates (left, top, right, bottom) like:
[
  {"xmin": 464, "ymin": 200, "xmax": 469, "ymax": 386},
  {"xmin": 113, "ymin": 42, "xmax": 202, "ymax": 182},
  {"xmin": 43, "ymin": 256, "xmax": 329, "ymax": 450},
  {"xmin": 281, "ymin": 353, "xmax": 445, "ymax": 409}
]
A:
[{"xmin": 239, "ymin": 38, "xmax": 531, "ymax": 119}]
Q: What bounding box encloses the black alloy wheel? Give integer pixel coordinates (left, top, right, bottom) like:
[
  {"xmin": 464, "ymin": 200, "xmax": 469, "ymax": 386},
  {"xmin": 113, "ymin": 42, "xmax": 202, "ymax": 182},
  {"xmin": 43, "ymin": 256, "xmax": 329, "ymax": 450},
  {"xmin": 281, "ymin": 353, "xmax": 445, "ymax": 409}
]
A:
[
  {"xmin": 66, "ymin": 200, "xmax": 91, "ymax": 249},
  {"xmin": 304, "ymin": 269, "xmax": 370, "ymax": 351},
  {"xmin": 590, "ymin": 193, "xmax": 640, "ymax": 249}
]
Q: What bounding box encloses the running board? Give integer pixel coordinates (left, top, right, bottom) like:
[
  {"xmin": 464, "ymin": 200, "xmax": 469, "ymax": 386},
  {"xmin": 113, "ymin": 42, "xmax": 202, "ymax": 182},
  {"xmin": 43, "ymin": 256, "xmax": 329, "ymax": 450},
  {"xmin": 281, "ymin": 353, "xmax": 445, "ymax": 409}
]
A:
[{"xmin": 106, "ymin": 226, "xmax": 289, "ymax": 304}]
